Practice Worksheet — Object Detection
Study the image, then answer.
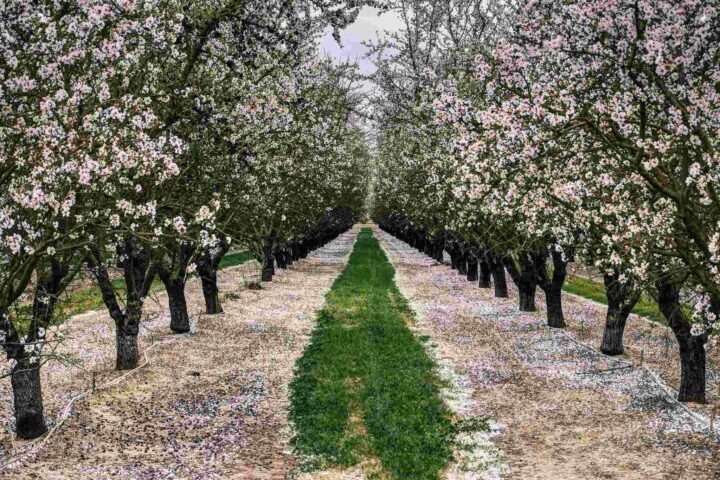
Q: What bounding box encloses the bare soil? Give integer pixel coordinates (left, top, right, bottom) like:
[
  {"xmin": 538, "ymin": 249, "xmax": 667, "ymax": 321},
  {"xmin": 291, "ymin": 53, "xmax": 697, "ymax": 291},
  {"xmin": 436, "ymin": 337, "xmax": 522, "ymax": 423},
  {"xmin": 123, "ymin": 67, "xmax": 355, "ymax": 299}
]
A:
[
  {"xmin": 375, "ymin": 227, "xmax": 720, "ymax": 480},
  {"xmin": 0, "ymin": 230, "xmax": 358, "ymax": 480}
]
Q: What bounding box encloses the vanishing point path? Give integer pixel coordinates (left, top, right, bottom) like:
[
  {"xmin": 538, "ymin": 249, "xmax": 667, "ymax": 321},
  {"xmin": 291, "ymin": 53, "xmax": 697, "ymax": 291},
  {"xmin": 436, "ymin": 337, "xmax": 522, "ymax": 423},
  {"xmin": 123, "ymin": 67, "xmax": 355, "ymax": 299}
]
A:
[{"xmin": 4, "ymin": 225, "xmax": 718, "ymax": 479}]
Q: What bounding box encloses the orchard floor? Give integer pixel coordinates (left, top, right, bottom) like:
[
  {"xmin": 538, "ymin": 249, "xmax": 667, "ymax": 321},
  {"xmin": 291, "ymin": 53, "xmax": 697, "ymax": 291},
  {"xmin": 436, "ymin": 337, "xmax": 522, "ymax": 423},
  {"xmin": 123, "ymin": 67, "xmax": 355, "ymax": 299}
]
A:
[
  {"xmin": 375, "ymin": 226, "xmax": 720, "ymax": 480},
  {"xmin": 1, "ymin": 225, "xmax": 719, "ymax": 480},
  {"xmin": 0, "ymin": 228, "xmax": 359, "ymax": 480}
]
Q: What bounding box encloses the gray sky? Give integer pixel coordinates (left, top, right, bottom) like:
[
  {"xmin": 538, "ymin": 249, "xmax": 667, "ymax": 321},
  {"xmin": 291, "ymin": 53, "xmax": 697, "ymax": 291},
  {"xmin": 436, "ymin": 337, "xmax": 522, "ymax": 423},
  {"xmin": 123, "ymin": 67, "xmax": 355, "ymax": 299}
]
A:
[{"xmin": 317, "ymin": 7, "xmax": 404, "ymax": 75}]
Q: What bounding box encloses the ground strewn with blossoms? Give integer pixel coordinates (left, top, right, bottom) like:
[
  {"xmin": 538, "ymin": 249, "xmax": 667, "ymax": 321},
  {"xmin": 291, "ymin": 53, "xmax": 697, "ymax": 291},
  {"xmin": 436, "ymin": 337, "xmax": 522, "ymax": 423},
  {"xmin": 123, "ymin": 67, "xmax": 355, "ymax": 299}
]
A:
[
  {"xmin": 0, "ymin": 225, "xmax": 718, "ymax": 479},
  {"xmin": 0, "ymin": 230, "xmax": 358, "ymax": 479},
  {"xmin": 376, "ymin": 228, "xmax": 719, "ymax": 480}
]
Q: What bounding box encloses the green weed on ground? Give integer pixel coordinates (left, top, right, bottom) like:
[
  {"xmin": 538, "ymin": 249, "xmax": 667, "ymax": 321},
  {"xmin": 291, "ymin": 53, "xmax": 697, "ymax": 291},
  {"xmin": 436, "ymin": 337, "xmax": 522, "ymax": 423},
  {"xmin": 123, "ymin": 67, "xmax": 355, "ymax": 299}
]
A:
[{"xmin": 290, "ymin": 228, "xmax": 454, "ymax": 480}]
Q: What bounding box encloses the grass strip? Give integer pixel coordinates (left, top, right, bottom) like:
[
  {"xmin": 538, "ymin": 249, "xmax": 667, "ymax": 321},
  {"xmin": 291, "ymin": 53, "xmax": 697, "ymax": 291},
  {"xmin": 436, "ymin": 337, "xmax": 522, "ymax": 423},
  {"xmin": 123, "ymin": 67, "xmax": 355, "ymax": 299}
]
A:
[
  {"xmin": 290, "ymin": 228, "xmax": 454, "ymax": 480},
  {"xmin": 563, "ymin": 275, "xmax": 666, "ymax": 324}
]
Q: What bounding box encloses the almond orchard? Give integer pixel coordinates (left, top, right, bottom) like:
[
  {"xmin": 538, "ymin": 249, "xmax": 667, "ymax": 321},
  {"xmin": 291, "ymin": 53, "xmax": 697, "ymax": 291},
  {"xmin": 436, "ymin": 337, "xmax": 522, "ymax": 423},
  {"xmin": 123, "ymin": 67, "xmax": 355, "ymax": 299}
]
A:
[{"xmin": 0, "ymin": 1, "xmax": 719, "ymax": 479}]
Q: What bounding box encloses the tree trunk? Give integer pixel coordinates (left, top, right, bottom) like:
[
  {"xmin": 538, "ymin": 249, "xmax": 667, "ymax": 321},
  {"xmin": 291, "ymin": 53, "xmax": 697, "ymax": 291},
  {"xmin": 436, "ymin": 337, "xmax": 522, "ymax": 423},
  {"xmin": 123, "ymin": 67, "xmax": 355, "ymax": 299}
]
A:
[
  {"xmin": 196, "ymin": 243, "xmax": 227, "ymax": 315},
  {"xmin": 458, "ymin": 251, "xmax": 468, "ymax": 276},
  {"xmin": 488, "ymin": 254, "xmax": 508, "ymax": 298},
  {"xmin": 262, "ymin": 240, "xmax": 275, "ymax": 282},
  {"xmin": 157, "ymin": 245, "xmax": 193, "ymax": 333},
  {"xmin": 479, "ymin": 258, "xmax": 492, "ymax": 288},
  {"xmin": 599, "ymin": 271, "xmax": 639, "ymax": 355},
  {"xmin": 276, "ymin": 249, "xmax": 287, "ymax": 269},
  {"xmin": 545, "ymin": 286, "xmax": 564, "ymax": 327},
  {"xmin": 89, "ymin": 242, "xmax": 149, "ymax": 371},
  {"xmin": 433, "ymin": 237, "xmax": 445, "ymax": 263},
  {"xmin": 466, "ymin": 256, "xmax": 478, "ymax": 282},
  {"xmin": 116, "ymin": 326, "xmax": 139, "ymax": 370},
  {"xmin": 199, "ymin": 266, "xmax": 222, "ymax": 314},
  {"xmin": 2, "ymin": 260, "xmax": 70, "ymax": 440},
  {"xmin": 11, "ymin": 356, "xmax": 47, "ymax": 439},
  {"xmin": 534, "ymin": 249, "xmax": 568, "ymax": 328},
  {"xmin": 450, "ymin": 250, "xmax": 459, "ymax": 270},
  {"xmin": 165, "ymin": 279, "xmax": 190, "ymax": 333},
  {"xmin": 505, "ymin": 254, "xmax": 536, "ymax": 311},
  {"xmin": 656, "ymin": 277, "xmax": 707, "ymax": 403}
]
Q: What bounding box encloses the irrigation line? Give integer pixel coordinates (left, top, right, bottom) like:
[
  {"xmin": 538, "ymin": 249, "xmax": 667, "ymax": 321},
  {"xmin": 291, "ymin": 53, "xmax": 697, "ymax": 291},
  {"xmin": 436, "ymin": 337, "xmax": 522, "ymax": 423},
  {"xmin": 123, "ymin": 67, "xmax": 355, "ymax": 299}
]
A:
[
  {"xmin": 0, "ymin": 332, "xmax": 178, "ymax": 471},
  {"xmin": 380, "ymin": 229, "xmax": 720, "ymax": 442},
  {"xmin": 553, "ymin": 326, "xmax": 719, "ymax": 440}
]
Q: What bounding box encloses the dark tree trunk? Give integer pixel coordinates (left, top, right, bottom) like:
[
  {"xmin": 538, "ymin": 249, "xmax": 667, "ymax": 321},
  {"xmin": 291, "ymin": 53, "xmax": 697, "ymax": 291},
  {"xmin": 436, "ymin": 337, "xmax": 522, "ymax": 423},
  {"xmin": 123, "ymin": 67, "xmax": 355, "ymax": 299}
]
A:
[
  {"xmin": 478, "ymin": 257, "xmax": 492, "ymax": 288},
  {"xmin": 11, "ymin": 356, "xmax": 47, "ymax": 439},
  {"xmin": 196, "ymin": 241, "xmax": 228, "ymax": 315},
  {"xmin": 458, "ymin": 250, "xmax": 468, "ymax": 276},
  {"xmin": 276, "ymin": 249, "xmax": 287, "ymax": 269},
  {"xmin": 157, "ymin": 244, "xmax": 192, "ymax": 333},
  {"xmin": 164, "ymin": 278, "xmax": 190, "ymax": 333},
  {"xmin": 434, "ymin": 243, "xmax": 444, "ymax": 263},
  {"xmin": 656, "ymin": 277, "xmax": 707, "ymax": 403},
  {"xmin": 505, "ymin": 254, "xmax": 537, "ymax": 311},
  {"xmin": 1, "ymin": 260, "xmax": 71, "ymax": 439},
  {"xmin": 466, "ymin": 256, "xmax": 478, "ymax": 282},
  {"xmin": 89, "ymin": 241, "xmax": 153, "ymax": 371},
  {"xmin": 488, "ymin": 253, "xmax": 508, "ymax": 298},
  {"xmin": 262, "ymin": 238, "xmax": 275, "ymax": 282},
  {"xmin": 423, "ymin": 240, "xmax": 433, "ymax": 257},
  {"xmin": 600, "ymin": 270, "xmax": 640, "ymax": 355},
  {"xmin": 534, "ymin": 248, "xmax": 568, "ymax": 328},
  {"xmin": 116, "ymin": 325, "xmax": 139, "ymax": 370},
  {"xmin": 199, "ymin": 265, "xmax": 222, "ymax": 315}
]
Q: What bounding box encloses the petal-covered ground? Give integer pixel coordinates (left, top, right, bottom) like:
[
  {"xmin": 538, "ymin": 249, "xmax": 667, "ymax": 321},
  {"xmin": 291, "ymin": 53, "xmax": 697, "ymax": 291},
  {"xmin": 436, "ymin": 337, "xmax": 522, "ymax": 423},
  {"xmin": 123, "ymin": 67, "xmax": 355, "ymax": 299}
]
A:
[
  {"xmin": 375, "ymin": 226, "xmax": 720, "ymax": 480},
  {"xmin": 0, "ymin": 229, "xmax": 359, "ymax": 480}
]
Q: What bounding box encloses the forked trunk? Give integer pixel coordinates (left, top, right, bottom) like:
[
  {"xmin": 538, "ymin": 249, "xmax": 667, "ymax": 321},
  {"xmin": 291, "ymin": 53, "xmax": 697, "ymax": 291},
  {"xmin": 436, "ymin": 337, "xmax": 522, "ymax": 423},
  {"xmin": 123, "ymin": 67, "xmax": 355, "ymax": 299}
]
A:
[
  {"xmin": 599, "ymin": 270, "xmax": 640, "ymax": 355},
  {"xmin": 534, "ymin": 248, "xmax": 568, "ymax": 328},
  {"xmin": 504, "ymin": 254, "xmax": 537, "ymax": 312}
]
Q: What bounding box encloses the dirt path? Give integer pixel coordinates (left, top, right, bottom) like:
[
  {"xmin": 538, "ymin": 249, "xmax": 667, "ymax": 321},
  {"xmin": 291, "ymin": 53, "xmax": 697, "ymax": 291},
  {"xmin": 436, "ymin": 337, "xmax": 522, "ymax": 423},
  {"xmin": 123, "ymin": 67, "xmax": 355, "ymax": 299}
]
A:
[
  {"xmin": 0, "ymin": 228, "xmax": 359, "ymax": 480},
  {"xmin": 375, "ymin": 227, "xmax": 720, "ymax": 480}
]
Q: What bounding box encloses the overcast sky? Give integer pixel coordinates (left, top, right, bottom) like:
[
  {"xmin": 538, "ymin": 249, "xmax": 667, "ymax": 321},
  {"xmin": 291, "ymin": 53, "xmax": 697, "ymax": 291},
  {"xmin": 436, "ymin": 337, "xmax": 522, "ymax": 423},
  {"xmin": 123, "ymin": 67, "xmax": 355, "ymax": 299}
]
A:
[{"xmin": 317, "ymin": 7, "xmax": 404, "ymax": 75}]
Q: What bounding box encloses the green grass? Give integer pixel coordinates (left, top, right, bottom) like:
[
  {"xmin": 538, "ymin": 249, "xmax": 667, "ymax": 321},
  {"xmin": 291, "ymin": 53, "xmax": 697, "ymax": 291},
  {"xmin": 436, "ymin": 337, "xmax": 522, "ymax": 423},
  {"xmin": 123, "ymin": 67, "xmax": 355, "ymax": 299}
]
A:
[
  {"xmin": 563, "ymin": 275, "xmax": 666, "ymax": 324},
  {"xmin": 290, "ymin": 228, "xmax": 454, "ymax": 480},
  {"xmin": 219, "ymin": 251, "xmax": 254, "ymax": 269},
  {"xmin": 55, "ymin": 250, "xmax": 253, "ymax": 320}
]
